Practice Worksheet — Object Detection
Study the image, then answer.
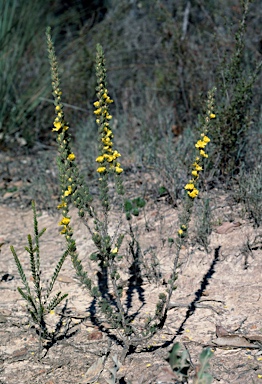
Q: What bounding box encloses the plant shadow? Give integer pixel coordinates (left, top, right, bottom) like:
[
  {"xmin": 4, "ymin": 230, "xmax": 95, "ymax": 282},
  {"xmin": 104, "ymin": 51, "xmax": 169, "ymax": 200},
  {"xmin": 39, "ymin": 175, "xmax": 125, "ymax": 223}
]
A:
[
  {"xmin": 36, "ymin": 300, "xmax": 81, "ymax": 358},
  {"xmin": 135, "ymin": 246, "xmax": 221, "ymax": 355}
]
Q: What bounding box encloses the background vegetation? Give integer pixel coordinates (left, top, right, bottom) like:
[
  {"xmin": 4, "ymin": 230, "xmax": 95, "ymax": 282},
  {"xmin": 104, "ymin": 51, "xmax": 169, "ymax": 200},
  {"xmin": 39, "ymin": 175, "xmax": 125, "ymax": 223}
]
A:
[
  {"xmin": 0, "ymin": 0, "xmax": 261, "ymax": 217},
  {"xmin": 1, "ymin": 2, "xmax": 261, "ymax": 148}
]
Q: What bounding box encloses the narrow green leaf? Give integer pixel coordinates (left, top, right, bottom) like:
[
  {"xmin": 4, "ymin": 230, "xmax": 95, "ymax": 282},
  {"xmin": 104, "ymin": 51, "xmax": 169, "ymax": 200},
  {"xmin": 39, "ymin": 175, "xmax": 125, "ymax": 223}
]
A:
[
  {"xmin": 47, "ymin": 249, "xmax": 69, "ymax": 296},
  {"xmin": 11, "ymin": 245, "xmax": 31, "ymax": 294}
]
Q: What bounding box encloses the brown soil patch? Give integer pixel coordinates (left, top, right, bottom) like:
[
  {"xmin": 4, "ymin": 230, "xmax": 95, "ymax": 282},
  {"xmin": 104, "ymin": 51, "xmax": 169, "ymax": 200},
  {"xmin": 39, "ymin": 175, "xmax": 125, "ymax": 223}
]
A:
[{"xmin": 0, "ymin": 154, "xmax": 261, "ymax": 383}]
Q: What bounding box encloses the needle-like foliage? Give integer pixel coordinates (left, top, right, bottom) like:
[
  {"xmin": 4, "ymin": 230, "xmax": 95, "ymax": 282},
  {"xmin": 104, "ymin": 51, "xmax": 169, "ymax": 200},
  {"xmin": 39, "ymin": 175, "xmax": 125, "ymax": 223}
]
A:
[{"xmin": 11, "ymin": 201, "xmax": 69, "ymax": 339}]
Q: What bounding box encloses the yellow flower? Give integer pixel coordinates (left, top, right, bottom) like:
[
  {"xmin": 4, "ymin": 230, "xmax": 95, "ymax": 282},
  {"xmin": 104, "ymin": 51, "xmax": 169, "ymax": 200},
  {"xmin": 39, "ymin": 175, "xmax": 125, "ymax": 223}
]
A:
[
  {"xmin": 192, "ymin": 170, "xmax": 199, "ymax": 177},
  {"xmin": 200, "ymin": 150, "xmax": 208, "ymax": 158},
  {"xmin": 188, "ymin": 189, "xmax": 199, "ymax": 198},
  {"xmin": 184, "ymin": 183, "xmax": 194, "ymax": 190},
  {"xmin": 178, "ymin": 229, "xmax": 183, "ymax": 235},
  {"xmin": 193, "ymin": 163, "xmax": 203, "ymax": 171},
  {"xmin": 57, "ymin": 201, "xmax": 67, "ymax": 209},
  {"xmin": 181, "ymin": 225, "xmax": 187, "ymax": 230},
  {"xmin": 94, "ymin": 108, "xmax": 102, "ymax": 115},
  {"xmin": 64, "ymin": 186, "xmax": 72, "ymax": 196},
  {"xmin": 106, "ymin": 155, "xmax": 114, "ymax": 162},
  {"xmin": 113, "ymin": 150, "xmax": 121, "ymax": 159},
  {"xmin": 203, "ymin": 136, "xmax": 210, "ymax": 143},
  {"xmin": 55, "ymin": 105, "xmax": 61, "ymax": 112},
  {"xmin": 111, "ymin": 247, "xmax": 118, "ymax": 254},
  {"xmin": 105, "ymin": 97, "xmax": 113, "ymax": 104},
  {"xmin": 63, "ymin": 125, "xmax": 69, "ymax": 131},
  {"xmin": 59, "ymin": 217, "xmax": 70, "ymax": 226},
  {"xmin": 115, "ymin": 166, "xmax": 123, "ymax": 174},
  {"xmin": 96, "ymin": 155, "xmax": 104, "ymax": 163},
  {"xmin": 106, "ymin": 114, "xmax": 112, "ymax": 120},
  {"xmin": 67, "ymin": 153, "xmax": 75, "ymax": 161},
  {"xmin": 195, "ymin": 140, "xmax": 206, "ymax": 149},
  {"xmin": 102, "ymin": 137, "xmax": 112, "ymax": 145},
  {"xmin": 93, "ymin": 101, "xmax": 100, "ymax": 107},
  {"xmin": 53, "ymin": 121, "xmax": 62, "ymax": 131},
  {"xmin": 97, "ymin": 167, "xmax": 106, "ymax": 173},
  {"xmin": 210, "ymin": 113, "xmax": 216, "ymax": 119}
]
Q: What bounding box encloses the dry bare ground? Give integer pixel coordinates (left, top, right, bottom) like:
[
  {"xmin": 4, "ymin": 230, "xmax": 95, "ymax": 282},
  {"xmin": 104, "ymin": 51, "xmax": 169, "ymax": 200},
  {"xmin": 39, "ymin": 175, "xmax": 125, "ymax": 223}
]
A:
[{"xmin": 0, "ymin": 151, "xmax": 261, "ymax": 384}]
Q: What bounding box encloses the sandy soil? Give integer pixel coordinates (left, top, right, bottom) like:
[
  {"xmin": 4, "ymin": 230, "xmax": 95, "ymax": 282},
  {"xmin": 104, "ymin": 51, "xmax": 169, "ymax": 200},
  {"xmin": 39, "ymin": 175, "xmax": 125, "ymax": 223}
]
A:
[{"xmin": 0, "ymin": 155, "xmax": 261, "ymax": 384}]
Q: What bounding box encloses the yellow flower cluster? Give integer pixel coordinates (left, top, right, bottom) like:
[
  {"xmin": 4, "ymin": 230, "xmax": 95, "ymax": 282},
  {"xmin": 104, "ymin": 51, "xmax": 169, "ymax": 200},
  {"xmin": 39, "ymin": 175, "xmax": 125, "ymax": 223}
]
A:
[
  {"xmin": 177, "ymin": 89, "xmax": 216, "ymax": 243},
  {"xmin": 185, "ymin": 183, "xmax": 199, "ymax": 199},
  {"xmin": 195, "ymin": 135, "xmax": 210, "ymax": 157},
  {"xmin": 96, "ymin": 148, "xmax": 121, "ymax": 166},
  {"xmin": 94, "ymin": 89, "xmax": 113, "ymax": 120},
  {"xmin": 94, "ymin": 87, "xmax": 123, "ymax": 175},
  {"xmin": 52, "ymin": 104, "xmax": 69, "ymax": 133},
  {"xmin": 184, "ymin": 113, "xmax": 215, "ymax": 199},
  {"xmin": 59, "ymin": 216, "xmax": 70, "ymax": 234}
]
